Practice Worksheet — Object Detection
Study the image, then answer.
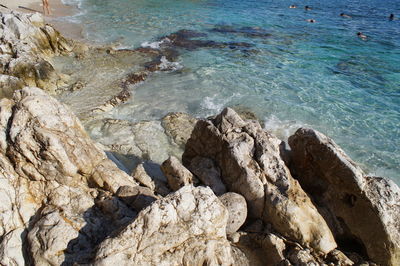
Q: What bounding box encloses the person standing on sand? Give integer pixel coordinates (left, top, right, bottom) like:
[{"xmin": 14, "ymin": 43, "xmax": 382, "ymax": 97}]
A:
[{"xmin": 42, "ymin": 0, "xmax": 50, "ymax": 15}]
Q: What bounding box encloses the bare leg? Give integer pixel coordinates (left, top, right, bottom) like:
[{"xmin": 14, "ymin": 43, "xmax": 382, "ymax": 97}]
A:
[
  {"xmin": 42, "ymin": 0, "xmax": 46, "ymax": 14},
  {"xmin": 44, "ymin": 0, "xmax": 51, "ymax": 15}
]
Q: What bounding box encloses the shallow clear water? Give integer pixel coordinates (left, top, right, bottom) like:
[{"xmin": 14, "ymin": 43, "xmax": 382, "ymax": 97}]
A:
[{"xmin": 60, "ymin": 0, "xmax": 400, "ymax": 182}]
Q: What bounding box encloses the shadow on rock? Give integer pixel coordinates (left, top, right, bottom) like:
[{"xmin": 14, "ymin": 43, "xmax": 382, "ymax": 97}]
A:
[{"xmin": 61, "ymin": 194, "xmax": 138, "ymax": 265}]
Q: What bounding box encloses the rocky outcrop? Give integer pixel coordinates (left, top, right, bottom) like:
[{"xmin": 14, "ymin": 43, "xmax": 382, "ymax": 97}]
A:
[
  {"xmin": 93, "ymin": 185, "xmax": 234, "ymax": 265},
  {"xmin": 183, "ymin": 107, "xmax": 337, "ymax": 254},
  {"xmin": 5, "ymin": 87, "xmax": 136, "ymax": 191},
  {"xmin": 0, "ymin": 87, "xmax": 138, "ymax": 265},
  {"xmin": 0, "ymin": 15, "xmax": 397, "ymax": 263},
  {"xmin": 0, "ymin": 87, "xmax": 398, "ymax": 265},
  {"xmin": 289, "ymin": 128, "xmax": 400, "ymax": 266},
  {"xmin": 0, "ymin": 11, "xmax": 74, "ymax": 95}
]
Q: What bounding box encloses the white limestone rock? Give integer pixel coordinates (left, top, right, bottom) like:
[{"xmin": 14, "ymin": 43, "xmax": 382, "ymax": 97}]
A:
[
  {"xmin": 0, "ymin": 11, "xmax": 73, "ymax": 94},
  {"xmin": 189, "ymin": 156, "xmax": 227, "ymax": 195},
  {"xmin": 161, "ymin": 156, "xmax": 195, "ymax": 191},
  {"xmin": 289, "ymin": 128, "xmax": 400, "ymax": 266},
  {"xmin": 0, "ymin": 87, "xmax": 138, "ymax": 265},
  {"xmin": 219, "ymin": 192, "xmax": 247, "ymax": 234},
  {"xmin": 183, "ymin": 108, "xmax": 337, "ymax": 254},
  {"xmin": 94, "ymin": 185, "xmax": 234, "ymax": 265}
]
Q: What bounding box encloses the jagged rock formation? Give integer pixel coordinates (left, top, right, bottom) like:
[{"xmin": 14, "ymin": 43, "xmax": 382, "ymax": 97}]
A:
[
  {"xmin": 0, "ymin": 11, "xmax": 399, "ymax": 266},
  {"xmin": 93, "ymin": 185, "xmax": 234, "ymax": 265},
  {"xmin": 0, "ymin": 89, "xmax": 399, "ymax": 265},
  {"xmin": 183, "ymin": 107, "xmax": 337, "ymax": 254},
  {"xmin": 0, "ymin": 87, "xmax": 138, "ymax": 265},
  {"xmin": 289, "ymin": 128, "xmax": 400, "ymax": 266},
  {"xmin": 0, "ymin": 11, "xmax": 74, "ymax": 95}
]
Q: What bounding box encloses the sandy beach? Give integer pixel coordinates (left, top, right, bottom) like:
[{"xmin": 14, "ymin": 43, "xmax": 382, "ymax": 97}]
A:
[{"xmin": 0, "ymin": 0, "xmax": 84, "ymax": 39}]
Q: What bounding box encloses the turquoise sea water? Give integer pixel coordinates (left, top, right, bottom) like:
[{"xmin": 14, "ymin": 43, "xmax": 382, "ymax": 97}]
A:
[{"xmin": 61, "ymin": 0, "xmax": 400, "ymax": 183}]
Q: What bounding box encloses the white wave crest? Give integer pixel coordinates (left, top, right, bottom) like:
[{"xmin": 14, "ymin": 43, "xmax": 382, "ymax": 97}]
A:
[
  {"xmin": 158, "ymin": 56, "xmax": 182, "ymax": 71},
  {"xmin": 263, "ymin": 114, "xmax": 305, "ymax": 141},
  {"xmin": 141, "ymin": 38, "xmax": 170, "ymax": 49}
]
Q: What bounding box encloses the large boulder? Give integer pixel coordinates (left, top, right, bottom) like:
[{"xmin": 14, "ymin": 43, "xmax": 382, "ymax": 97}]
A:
[
  {"xmin": 289, "ymin": 128, "xmax": 400, "ymax": 266},
  {"xmin": 183, "ymin": 108, "xmax": 337, "ymax": 254},
  {"xmin": 0, "ymin": 87, "xmax": 139, "ymax": 265},
  {"xmin": 0, "ymin": 11, "xmax": 73, "ymax": 94},
  {"xmin": 5, "ymin": 87, "xmax": 136, "ymax": 191},
  {"xmin": 93, "ymin": 185, "xmax": 234, "ymax": 265},
  {"xmin": 218, "ymin": 192, "xmax": 247, "ymax": 234}
]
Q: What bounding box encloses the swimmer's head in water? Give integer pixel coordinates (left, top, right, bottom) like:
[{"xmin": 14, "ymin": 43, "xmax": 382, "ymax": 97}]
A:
[
  {"xmin": 357, "ymin": 32, "xmax": 367, "ymax": 39},
  {"xmin": 389, "ymin": 14, "xmax": 394, "ymax": 20}
]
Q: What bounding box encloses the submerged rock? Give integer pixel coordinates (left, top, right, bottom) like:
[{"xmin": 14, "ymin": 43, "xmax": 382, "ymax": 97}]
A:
[
  {"xmin": 289, "ymin": 128, "xmax": 400, "ymax": 266},
  {"xmin": 86, "ymin": 118, "xmax": 183, "ymax": 166},
  {"xmin": 183, "ymin": 107, "xmax": 337, "ymax": 254},
  {"xmin": 210, "ymin": 25, "xmax": 272, "ymax": 38},
  {"xmin": 161, "ymin": 112, "xmax": 197, "ymax": 149}
]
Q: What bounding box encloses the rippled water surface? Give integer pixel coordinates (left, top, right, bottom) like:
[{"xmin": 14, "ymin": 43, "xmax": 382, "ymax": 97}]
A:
[{"xmin": 60, "ymin": 0, "xmax": 400, "ymax": 182}]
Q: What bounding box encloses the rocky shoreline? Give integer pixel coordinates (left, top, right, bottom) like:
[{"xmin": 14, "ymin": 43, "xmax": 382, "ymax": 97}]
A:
[{"xmin": 0, "ymin": 11, "xmax": 399, "ymax": 266}]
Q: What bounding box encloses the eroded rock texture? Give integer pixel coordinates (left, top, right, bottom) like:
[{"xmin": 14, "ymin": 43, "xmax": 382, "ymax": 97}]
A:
[
  {"xmin": 86, "ymin": 118, "xmax": 183, "ymax": 167},
  {"xmin": 0, "ymin": 11, "xmax": 73, "ymax": 95},
  {"xmin": 0, "ymin": 89, "xmax": 399, "ymax": 266},
  {"xmin": 0, "ymin": 87, "xmax": 138, "ymax": 265},
  {"xmin": 289, "ymin": 128, "xmax": 400, "ymax": 266},
  {"xmin": 161, "ymin": 112, "xmax": 197, "ymax": 149},
  {"xmin": 183, "ymin": 107, "xmax": 337, "ymax": 254},
  {"xmin": 94, "ymin": 185, "xmax": 234, "ymax": 265}
]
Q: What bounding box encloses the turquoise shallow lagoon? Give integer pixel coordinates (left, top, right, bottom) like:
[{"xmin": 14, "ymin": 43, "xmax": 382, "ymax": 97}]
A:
[{"xmin": 61, "ymin": 0, "xmax": 400, "ymax": 183}]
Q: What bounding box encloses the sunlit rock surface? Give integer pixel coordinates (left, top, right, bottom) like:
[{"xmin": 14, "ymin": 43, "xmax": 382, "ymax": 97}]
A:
[
  {"xmin": 289, "ymin": 128, "xmax": 400, "ymax": 266},
  {"xmin": 183, "ymin": 107, "xmax": 337, "ymax": 254}
]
